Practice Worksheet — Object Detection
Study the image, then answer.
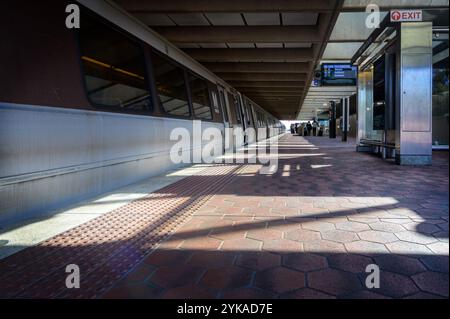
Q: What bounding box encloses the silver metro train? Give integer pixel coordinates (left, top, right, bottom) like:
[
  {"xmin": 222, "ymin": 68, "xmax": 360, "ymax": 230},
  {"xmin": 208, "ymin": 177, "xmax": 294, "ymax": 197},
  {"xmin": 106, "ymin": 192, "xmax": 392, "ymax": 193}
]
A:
[{"xmin": 0, "ymin": 0, "xmax": 284, "ymax": 225}]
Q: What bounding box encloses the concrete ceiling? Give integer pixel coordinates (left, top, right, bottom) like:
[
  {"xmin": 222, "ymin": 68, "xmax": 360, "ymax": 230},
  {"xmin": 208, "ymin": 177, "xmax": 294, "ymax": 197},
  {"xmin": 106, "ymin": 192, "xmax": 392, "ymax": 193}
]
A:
[{"xmin": 114, "ymin": 0, "xmax": 345, "ymax": 120}]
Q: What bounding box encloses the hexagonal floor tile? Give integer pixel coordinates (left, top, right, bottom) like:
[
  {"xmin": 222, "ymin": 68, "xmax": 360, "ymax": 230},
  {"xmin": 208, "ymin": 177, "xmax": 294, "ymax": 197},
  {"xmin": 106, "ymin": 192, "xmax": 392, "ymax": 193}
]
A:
[
  {"xmin": 420, "ymin": 255, "xmax": 449, "ymax": 273},
  {"xmin": 179, "ymin": 236, "xmax": 223, "ymax": 251},
  {"xmin": 395, "ymin": 231, "xmax": 439, "ymax": 245},
  {"xmin": 304, "ymin": 240, "xmax": 347, "ymax": 255},
  {"xmin": 254, "ymin": 267, "xmax": 306, "ymax": 294},
  {"xmin": 149, "ymin": 264, "xmax": 204, "ymax": 289},
  {"xmin": 308, "ymin": 269, "xmax": 363, "ymax": 296},
  {"xmin": 262, "ymin": 239, "xmax": 304, "ymax": 254},
  {"xmin": 437, "ymin": 222, "xmax": 449, "ymax": 232},
  {"xmin": 376, "ymin": 271, "xmax": 420, "ymax": 298},
  {"xmin": 358, "ymin": 230, "xmax": 398, "ymax": 244},
  {"xmin": 187, "ymin": 251, "xmax": 236, "ymax": 268},
  {"xmin": 404, "ymin": 222, "xmax": 441, "ymax": 234},
  {"xmin": 209, "ymin": 228, "xmax": 247, "ymax": 241},
  {"xmin": 200, "ymin": 266, "xmax": 253, "ymax": 291},
  {"xmin": 336, "ymin": 221, "xmax": 370, "ymax": 232},
  {"xmin": 301, "ymin": 221, "xmax": 335, "ymax": 232},
  {"xmin": 328, "ymin": 254, "xmax": 374, "ymax": 274},
  {"xmin": 143, "ymin": 250, "xmax": 190, "ymax": 267},
  {"xmin": 236, "ymin": 252, "xmax": 281, "ymax": 271},
  {"xmin": 433, "ymin": 231, "xmax": 449, "ymax": 242},
  {"xmin": 374, "ymin": 254, "xmax": 427, "ymax": 276},
  {"xmin": 266, "ymin": 219, "xmax": 303, "ymax": 232},
  {"xmin": 412, "ymin": 271, "xmax": 449, "ymax": 297},
  {"xmin": 426, "ymin": 242, "xmax": 449, "ymax": 255},
  {"xmin": 386, "ymin": 241, "xmax": 433, "ymax": 255},
  {"xmin": 345, "ymin": 241, "xmax": 389, "ymax": 255},
  {"xmin": 369, "ymin": 221, "xmax": 406, "ymax": 233},
  {"xmin": 246, "ymin": 228, "xmax": 283, "ymax": 241},
  {"xmin": 380, "ymin": 218, "xmax": 412, "ymax": 225},
  {"xmin": 322, "ymin": 230, "xmax": 359, "ymax": 243},
  {"xmin": 285, "ymin": 229, "xmax": 321, "ymax": 242},
  {"xmin": 220, "ymin": 238, "xmax": 262, "ymax": 251},
  {"xmin": 282, "ymin": 253, "xmax": 328, "ymax": 272}
]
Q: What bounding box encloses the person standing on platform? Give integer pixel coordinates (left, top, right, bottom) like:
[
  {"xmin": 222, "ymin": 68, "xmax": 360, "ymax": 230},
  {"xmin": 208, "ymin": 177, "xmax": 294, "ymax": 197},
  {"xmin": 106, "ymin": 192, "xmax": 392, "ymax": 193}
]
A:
[
  {"xmin": 312, "ymin": 120, "xmax": 318, "ymax": 136},
  {"xmin": 306, "ymin": 121, "xmax": 312, "ymax": 136}
]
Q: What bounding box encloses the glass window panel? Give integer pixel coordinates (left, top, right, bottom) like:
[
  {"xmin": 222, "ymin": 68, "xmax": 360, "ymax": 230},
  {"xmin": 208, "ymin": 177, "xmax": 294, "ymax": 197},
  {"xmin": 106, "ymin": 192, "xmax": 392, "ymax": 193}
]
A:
[
  {"xmin": 188, "ymin": 74, "xmax": 212, "ymax": 120},
  {"xmin": 233, "ymin": 95, "xmax": 242, "ymax": 124},
  {"xmin": 79, "ymin": 14, "xmax": 151, "ymax": 111},
  {"xmin": 151, "ymin": 52, "xmax": 190, "ymax": 117},
  {"xmin": 219, "ymin": 90, "xmax": 229, "ymax": 122},
  {"xmin": 245, "ymin": 104, "xmax": 252, "ymax": 126},
  {"xmin": 432, "ymin": 32, "xmax": 449, "ymax": 146}
]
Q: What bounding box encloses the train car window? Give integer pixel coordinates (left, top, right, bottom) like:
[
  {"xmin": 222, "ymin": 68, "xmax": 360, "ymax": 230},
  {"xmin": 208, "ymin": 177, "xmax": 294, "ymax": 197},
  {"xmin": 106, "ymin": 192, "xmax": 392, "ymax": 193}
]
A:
[
  {"xmin": 151, "ymin": 52, "xmax": 190, "ymax": 117},
  {"xmin": 211, "ymin": 90, "xmax": 220, "ymax": 115},
  {"xmin": 79, "ymin": 14, "xmax": 151, "ymax": 111},
  {"xmin": 245, "ymin": 104, "xmax": 252, "ymax": 126},
  {"xmin": 188, "ymin": 74, "xmax": 212, "ymax": 120},
  {"xmin": 258, "ymin": 112, "xmax": 264, "ymax": 127},
  {"xmin": 233, "ymin": 95, "xmax": 242, "ymax": 124},
  {"xmin": 219, "ymin": 90, "xmax": 229, "ymax": 122}
]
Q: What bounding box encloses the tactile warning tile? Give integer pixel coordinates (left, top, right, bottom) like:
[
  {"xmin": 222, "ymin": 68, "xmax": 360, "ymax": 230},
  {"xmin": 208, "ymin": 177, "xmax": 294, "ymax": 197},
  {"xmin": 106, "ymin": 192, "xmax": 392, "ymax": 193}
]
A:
[{"xmin": 0, "ymin": 164, "xmax": 243, "ymax": 299}]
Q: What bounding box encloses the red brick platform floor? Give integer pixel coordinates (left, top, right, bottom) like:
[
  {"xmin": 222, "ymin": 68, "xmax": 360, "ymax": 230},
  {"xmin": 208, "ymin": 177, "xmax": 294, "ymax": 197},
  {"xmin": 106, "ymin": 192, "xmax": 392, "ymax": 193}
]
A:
[{"xmin": 0, "ymin": 134, "xmax": 448, "ymax": 299}]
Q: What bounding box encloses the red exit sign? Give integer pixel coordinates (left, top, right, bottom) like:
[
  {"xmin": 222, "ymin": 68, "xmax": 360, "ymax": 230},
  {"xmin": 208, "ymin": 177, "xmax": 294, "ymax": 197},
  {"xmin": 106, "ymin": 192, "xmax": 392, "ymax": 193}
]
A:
[{"xmin": 390, "ymin": 9, "xmax": 423, "ymax": 22}]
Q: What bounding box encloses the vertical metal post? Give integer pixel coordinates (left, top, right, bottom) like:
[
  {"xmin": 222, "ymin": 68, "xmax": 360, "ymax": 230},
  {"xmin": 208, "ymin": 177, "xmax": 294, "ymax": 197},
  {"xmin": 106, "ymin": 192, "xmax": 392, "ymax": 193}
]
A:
[
  {"xmin": 342, "ymin": 97, "xmax": 348, "ymax": 142},
  {"xmin": 395, "ymin": 22, "xmax": 433, "ymax": 165},
  {"xmin": 329, "ymin": 101, "xmax": 336, "ymax": 138}
]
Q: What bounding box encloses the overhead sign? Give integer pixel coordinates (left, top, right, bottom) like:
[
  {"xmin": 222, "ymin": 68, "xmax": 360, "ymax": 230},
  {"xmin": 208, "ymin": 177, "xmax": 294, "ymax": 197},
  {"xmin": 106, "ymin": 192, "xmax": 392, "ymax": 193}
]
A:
[
  {"xmin": 321, "ymin": 64, "xmax": 357, "ymax": 86},
  {"xmin": 390, "ymin": 9, "xmax": 422, "ymax": 22}
]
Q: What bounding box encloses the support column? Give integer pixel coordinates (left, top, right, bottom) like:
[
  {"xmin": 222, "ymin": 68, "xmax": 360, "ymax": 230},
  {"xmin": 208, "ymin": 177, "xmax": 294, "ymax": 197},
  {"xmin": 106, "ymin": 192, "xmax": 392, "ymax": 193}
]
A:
[
  {"xmin": 356, "ymin": 69, "xmax": 373, "ymax": 145},
  {"xmin": 395, "ymin": 22, "xmax": 433, "ymax": 165},
  {"xmin": 329, "ymin": 101, "xmax": 336, "ymax": 138},
  {"xmin": 342, "ymin": 97, "xmax": 349, "ymax": 142}
]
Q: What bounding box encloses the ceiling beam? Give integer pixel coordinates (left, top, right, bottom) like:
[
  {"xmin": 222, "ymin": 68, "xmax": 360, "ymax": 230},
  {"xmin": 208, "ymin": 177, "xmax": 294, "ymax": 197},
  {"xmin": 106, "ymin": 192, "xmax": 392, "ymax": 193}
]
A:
[
  {"xmin": 236, "ymin": 87, "xmax": 303, "ymax": 92},
  {"xmin": 202, "ymin": 62, "xmax": 311, "ymax": 73},
  {"xmin": 183, "ymin": 48, "xmax": 314, "ymax": 62},
  {"xmin": 153, "ymin": 26, "xmax": 321, "ymax": 43},
  {"xmin": 245, "ymin": 93, "xmax": 302, "ymax": 97},
  {"xmin": 247, "ymin": 101, "xmax": 300, "ymax": 105},
  {"xmin": 254, "ymin": 104, "xmax": 300, "ymax": 107},
  {"xmin": 250, "ymin": 95, "xmax": 301, "ymax": 99},
  {"xmin": 252, "ymin": 98, "xmax": 300, "ymax": 101},
  {"xmin": 258, "ymin": 103, "xmax": 299, "ymax": 107},
  {"xmin": 216, "ymin": 73, "xmax": 308, "ymax": 81},
  {"xmin": 116, "ymin": 0, "xmax": 336, "ymax": 12},
  {"xmin": 307, "ymin": 92, "xmax": 356, "ymax": 96},
  {"xmin": 229, "ymin": 81, "xmax": 305, "ymax": 88}
]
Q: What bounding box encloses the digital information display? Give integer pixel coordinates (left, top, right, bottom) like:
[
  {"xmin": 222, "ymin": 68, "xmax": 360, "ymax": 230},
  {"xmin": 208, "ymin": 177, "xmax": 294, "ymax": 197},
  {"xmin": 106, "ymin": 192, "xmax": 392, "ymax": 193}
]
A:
[{"xmin": 321, "ymin": 64, "xmax": 357, "ymax": 86}]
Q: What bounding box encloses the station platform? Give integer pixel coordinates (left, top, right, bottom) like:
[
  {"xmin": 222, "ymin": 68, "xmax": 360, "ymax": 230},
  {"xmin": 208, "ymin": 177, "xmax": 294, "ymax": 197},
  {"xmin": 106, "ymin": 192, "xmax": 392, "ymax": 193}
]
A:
[{"xmin": 0, "ymin": 134, "xmax": 448, "ymax": 299}]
